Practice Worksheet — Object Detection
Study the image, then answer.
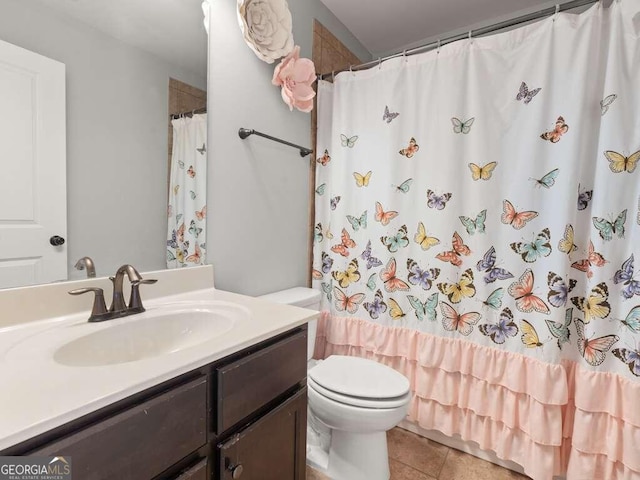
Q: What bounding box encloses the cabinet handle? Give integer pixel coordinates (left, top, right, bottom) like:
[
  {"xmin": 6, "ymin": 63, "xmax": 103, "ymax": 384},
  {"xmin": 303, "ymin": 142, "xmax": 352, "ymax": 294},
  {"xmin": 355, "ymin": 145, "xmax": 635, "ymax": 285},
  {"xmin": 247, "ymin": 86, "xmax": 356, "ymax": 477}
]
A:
[{"xmin": 228, "ymin": 463, "xmax": 243, "ymax": 479}]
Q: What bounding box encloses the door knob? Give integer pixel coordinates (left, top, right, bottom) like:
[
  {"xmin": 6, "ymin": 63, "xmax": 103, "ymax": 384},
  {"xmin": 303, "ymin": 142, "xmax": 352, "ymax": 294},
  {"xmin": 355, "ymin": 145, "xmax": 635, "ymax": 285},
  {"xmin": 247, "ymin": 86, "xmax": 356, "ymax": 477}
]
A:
[{"xmin": 49, "ymin": 235, "xmax": 65, "ymax": 246}]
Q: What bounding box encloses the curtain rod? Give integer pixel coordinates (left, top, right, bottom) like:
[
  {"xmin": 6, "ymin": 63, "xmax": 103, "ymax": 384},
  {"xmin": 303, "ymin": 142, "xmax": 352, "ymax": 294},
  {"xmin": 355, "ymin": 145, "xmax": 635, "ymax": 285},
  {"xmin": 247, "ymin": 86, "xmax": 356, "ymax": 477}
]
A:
[
  {"xmin": 170, "ymin": 107, "xmax": 207, "ymax": 119},
  {"xmin": 238, "ymin": 128, "xmax": 313, "ymax": 157},
  {"xmin": 319, "ymin": 0, "xmax": 599, "ymax": 80}
]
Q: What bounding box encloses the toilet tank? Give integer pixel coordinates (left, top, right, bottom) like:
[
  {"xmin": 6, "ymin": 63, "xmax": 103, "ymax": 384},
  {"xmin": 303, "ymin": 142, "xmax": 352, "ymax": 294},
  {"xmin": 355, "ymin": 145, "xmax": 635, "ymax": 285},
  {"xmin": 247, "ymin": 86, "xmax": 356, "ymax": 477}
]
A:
[{"xmin": 259, "ymin": 287, "xmax": 321, "ymax": 361}]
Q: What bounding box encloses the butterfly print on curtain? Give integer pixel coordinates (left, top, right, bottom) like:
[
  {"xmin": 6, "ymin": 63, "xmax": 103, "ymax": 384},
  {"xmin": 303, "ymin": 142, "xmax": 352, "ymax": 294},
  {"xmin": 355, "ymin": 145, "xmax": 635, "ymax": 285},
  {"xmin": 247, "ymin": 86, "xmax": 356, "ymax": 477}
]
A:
[
  {"xmin": 479, "ymin": 307, "xmax": 518, "ymax": 344},
  {"xmin": 516, "ymin": 82, "xmax": 542, "ymax": 104},
  {"xmin": 540, "ymin": 116, "xmax": 569, "ymax": 143}
]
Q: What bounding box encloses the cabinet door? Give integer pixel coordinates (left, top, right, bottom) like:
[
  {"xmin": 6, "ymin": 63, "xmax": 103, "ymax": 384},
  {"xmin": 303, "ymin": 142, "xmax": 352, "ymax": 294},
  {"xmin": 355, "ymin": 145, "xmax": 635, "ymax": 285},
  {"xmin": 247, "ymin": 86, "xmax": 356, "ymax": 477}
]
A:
[{"xmin": 217, "ymin": 388, "xmax": 307, "ymax": 480}]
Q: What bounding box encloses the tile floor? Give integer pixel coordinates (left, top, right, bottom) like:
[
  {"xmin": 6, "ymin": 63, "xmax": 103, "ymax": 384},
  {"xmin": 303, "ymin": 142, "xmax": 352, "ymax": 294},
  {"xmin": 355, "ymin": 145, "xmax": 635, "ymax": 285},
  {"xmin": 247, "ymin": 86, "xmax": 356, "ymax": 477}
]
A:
[{"xmin": 306, "ymin": 427, "xmax": 531, "ymax": 480}]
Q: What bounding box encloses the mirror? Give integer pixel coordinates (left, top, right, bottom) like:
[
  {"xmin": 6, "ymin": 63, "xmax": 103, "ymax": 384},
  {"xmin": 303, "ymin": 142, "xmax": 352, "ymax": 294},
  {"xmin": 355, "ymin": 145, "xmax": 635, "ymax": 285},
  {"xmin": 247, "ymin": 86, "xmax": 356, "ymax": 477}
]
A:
[{"xmin": 0, "ymin": 0, "xmax": 208, "ymax": 288}]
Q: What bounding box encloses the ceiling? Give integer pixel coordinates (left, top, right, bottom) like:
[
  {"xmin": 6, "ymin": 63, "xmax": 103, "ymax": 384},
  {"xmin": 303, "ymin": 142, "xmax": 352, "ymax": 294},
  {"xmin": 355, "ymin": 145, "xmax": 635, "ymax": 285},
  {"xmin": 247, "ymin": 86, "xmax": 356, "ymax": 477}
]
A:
[
  {"xmin": 31, "ymin": 0, "xmax": 208, "ymax": 78},
  {"xmin": 319, "ymin": 0, "xmax": 578, "ymax": 56},
  {"xmin": 28, "ymin": 0, "xmax": 588, "ymax": 75}
]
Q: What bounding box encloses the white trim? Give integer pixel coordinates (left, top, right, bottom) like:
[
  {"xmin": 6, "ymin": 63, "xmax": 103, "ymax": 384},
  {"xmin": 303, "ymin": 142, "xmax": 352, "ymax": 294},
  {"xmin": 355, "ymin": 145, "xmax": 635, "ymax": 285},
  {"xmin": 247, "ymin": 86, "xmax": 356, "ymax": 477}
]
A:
[
  {"xmin": 398, "ymin": 420, "xmax": 527, "ymax": 474},
  {"xmin": 397, "ymin": 421, "xmax": 568, "ymax": 479},
  {"xmin": 201, "ymin": 0, "xmax": 210, "ymax": 34}
]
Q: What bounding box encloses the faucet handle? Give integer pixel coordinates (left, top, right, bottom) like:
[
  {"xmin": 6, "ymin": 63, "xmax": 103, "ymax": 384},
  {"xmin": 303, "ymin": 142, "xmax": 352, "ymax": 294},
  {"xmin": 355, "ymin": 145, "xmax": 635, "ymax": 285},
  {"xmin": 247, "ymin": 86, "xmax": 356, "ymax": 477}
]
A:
[
  {"xmin": 69, "ymin": 287, "xmax": 109, "ymax": 322},
  {"xmin": 128, "ymin": 278, "xmax": 158, "ymax": 313}
]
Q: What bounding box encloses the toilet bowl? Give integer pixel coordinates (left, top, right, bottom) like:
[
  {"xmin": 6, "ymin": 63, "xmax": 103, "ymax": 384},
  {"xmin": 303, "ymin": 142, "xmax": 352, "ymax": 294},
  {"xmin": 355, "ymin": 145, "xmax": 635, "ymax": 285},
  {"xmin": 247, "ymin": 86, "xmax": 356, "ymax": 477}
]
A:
[
  {"xmin": 259, "ymin": 287, "xmax": 411, "ymax": 480},
  {"xmin": 308, "ymin": 354, "xmax": 410, "ymax": 480}
]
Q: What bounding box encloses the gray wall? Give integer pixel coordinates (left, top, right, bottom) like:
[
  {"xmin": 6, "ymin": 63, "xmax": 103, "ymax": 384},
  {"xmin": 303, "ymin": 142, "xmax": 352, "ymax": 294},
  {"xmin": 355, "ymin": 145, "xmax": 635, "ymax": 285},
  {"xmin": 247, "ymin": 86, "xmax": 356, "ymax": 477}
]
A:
[
  {"xmin": 207, "ymin": 1, "xmax": 371, "ymax": 296},
  {"xmin": 0, "ymin": 0, "xmax": 206, "ymax": 280}
]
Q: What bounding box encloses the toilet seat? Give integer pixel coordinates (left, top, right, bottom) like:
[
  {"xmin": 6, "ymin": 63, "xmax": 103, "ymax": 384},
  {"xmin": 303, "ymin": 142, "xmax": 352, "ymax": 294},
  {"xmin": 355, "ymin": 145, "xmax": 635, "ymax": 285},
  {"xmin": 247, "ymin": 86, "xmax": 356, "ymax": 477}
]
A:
[
  {"xmin": 308, "ymin": 355, "xmax": 411, "ymax": 408},
  {"xmin": 308, "ymin": 376, "xmax": 411, "ymax": 409}
]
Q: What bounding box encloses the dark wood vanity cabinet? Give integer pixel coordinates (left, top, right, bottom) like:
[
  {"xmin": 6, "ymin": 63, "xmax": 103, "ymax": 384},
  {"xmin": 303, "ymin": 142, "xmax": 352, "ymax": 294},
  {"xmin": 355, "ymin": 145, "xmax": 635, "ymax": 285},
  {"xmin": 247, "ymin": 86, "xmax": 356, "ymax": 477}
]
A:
[{"xmin": 1, "ymin": 325, "xmax": 308, "ymax": 480}]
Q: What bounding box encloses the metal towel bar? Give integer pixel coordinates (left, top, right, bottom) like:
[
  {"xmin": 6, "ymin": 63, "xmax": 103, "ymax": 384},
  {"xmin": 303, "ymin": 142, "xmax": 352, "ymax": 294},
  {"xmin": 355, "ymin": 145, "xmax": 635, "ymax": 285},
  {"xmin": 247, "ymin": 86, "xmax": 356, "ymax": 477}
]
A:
[{"xmin": 238, "ymin": 128, "xmax": 313, "ymax": 157}]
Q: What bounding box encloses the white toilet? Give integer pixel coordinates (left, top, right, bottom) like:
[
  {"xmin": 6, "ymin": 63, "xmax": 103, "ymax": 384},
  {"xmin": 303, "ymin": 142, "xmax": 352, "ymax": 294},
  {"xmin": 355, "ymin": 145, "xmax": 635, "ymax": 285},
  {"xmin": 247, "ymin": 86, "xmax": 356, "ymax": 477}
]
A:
[{"xmin": 259, "ymin": 287, "xmax": 411, "ymax": 480}]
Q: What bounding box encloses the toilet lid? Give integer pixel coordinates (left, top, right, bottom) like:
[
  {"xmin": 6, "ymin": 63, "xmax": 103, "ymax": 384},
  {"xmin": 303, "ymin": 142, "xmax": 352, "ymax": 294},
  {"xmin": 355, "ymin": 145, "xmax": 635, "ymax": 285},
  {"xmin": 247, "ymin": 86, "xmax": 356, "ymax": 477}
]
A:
[{"xmin": 308, "ymin": 355, "xmax": 410, "ymax": 400}]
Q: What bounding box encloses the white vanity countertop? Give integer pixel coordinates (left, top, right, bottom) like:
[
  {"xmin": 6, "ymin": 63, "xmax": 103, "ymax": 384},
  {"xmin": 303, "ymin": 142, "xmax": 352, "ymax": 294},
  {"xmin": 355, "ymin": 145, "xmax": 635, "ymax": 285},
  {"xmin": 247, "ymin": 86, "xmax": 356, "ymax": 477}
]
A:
[{"xmin": 0, "ymin": 287, "xmax": 318, "ymax": 451}]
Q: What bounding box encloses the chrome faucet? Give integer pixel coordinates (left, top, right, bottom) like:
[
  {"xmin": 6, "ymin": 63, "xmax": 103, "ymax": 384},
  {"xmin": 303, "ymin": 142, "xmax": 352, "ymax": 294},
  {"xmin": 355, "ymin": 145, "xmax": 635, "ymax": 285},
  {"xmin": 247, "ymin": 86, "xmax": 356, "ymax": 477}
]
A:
[
  {"xmin": 69, "ymin": 264, "xmax": 157, "ymax": 322},
  {"xmin": 74, "ymin": 256, "xmax": 96, "ymax": 278}
]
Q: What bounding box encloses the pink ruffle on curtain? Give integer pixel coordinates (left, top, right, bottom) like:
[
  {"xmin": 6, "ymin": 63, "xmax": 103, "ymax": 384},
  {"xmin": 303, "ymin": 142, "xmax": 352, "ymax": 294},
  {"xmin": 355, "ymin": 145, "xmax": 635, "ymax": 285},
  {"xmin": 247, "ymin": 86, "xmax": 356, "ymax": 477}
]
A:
[
  {"xmin": 566, "ymin": 363, "xmax": 640, "ymax": 480},
  {"xmin": 315, "ymin": 313, "xmax": 640, "ymax": 480}
]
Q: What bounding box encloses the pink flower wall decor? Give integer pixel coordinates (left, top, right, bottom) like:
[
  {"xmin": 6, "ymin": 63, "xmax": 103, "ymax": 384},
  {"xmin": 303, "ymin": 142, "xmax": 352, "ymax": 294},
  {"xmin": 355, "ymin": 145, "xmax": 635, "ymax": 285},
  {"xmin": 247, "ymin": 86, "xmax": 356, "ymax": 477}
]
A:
[{"xmin": 272, "ymin": 46, "xmax": 317, "ymax": 112}]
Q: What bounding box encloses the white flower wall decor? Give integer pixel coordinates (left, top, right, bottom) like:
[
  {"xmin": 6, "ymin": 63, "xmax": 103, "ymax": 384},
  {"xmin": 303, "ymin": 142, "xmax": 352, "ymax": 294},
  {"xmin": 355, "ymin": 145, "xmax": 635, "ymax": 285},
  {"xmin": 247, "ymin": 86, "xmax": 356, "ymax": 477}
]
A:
[{"xmin": 237, "ymin": 0, "xmax": 295, "ymax": 64}]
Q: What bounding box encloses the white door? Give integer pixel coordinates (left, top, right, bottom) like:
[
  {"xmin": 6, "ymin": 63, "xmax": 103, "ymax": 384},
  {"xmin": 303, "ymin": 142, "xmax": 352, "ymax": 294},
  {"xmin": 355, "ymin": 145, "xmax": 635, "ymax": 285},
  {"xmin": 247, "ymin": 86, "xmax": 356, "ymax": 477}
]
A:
[{"xmin": 0, "ymin": 39, "xmax": 66, "ymax": 289}]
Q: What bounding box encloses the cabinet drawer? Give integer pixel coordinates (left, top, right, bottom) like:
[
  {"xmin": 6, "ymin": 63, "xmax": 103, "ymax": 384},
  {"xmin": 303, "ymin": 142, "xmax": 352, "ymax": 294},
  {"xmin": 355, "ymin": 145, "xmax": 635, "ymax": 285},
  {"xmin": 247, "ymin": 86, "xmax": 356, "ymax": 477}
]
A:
[
  {"xmin": 216, "ymin": 329, "xmax": 306, "ymax": 433},
  {"xmin": 218, "ymin": 388, "xmax": 307, "ymax": 480},
  {"xmin": 32, "ymin": 376, "xmax": 207, "ymax": 480}
]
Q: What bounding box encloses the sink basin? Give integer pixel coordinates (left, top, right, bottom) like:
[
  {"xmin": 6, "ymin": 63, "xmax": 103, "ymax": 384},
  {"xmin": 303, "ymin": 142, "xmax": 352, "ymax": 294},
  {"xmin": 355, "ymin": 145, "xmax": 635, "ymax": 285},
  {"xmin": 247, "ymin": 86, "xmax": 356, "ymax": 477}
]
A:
[{"xmin": 51, "ymin": 302, "xmax": 248, "ymax": 367}]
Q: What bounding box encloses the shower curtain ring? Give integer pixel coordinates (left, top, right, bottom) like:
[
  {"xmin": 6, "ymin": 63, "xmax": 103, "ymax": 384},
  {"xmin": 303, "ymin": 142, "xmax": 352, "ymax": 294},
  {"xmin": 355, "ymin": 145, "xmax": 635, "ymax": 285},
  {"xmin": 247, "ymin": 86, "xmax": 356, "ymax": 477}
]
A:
[
  {"xmin": 437, "ymin": 39, "xmax": 441, "ymax": 54},
  {"xmin": 332, "ymin": 70, "xmax": 335, "ymax": 82},
  {"xmin": 378, "ymin": 57, "xmax": 381, "ymax": 69},
  {"xmin": 402, "ymin": 50, "xmax": 407, "ymax": 62},
  {"xmin": 349, "ymin": 65, "xmax": 354, "ymax": 76},
  {"xmin": 554, "ymin": 4, "xmax": 560, "ymax": 20}
]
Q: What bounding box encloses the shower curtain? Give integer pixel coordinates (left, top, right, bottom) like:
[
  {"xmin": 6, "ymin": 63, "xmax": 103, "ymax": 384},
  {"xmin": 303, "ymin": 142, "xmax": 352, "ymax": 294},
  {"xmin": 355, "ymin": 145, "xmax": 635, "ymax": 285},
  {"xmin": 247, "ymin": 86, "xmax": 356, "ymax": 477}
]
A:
[
  {"xmin": 167, "ymin": 114, "xmax": 207, "ymax": 268},
  {"xmin": 312, "ymin": 2, "xmax": 640, "ymax": 479}
]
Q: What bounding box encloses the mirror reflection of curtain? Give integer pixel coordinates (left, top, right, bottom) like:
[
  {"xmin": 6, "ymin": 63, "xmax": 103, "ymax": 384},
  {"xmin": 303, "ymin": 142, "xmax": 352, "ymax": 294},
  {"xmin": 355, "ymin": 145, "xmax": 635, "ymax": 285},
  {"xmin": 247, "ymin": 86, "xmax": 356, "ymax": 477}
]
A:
[{"xmin": 167, "ymin": 114, "xmax": 207, "ymax": 268}]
